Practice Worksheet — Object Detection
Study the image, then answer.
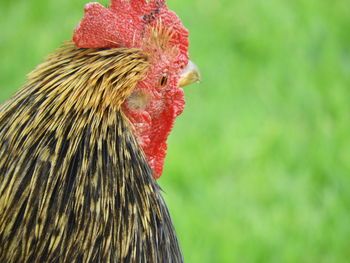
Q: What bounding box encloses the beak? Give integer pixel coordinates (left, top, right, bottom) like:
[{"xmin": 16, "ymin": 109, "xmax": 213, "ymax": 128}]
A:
[{"xmin": 179, "ymin": 60, "xmax": 201, "ymax": 87}]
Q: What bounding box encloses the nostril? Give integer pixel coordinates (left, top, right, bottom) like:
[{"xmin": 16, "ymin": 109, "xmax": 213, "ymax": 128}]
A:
[{"xmin": 127, "ymin": 90, "xmax": 150, "ymax": 110}]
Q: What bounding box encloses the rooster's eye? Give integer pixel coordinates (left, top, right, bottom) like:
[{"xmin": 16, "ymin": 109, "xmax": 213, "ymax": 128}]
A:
[{"xmin": 159, "ymin": 74, "xmax": 168, "ymax": 88}]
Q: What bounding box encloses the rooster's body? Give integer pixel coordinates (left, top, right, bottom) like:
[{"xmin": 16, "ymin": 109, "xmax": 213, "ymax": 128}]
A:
[{"xmin": 0, "ymin": 0, "xmax": 199, "ymax": 262}]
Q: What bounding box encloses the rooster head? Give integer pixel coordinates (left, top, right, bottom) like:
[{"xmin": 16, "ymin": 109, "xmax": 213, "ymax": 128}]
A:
[{"xmin": 73, "ymin": 0, "xmax": 200, "ymax": 178}]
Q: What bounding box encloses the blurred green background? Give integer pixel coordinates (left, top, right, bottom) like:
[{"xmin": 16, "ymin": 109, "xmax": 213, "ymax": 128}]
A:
[{"xmin": 1, "ymin": 0, "xmax": 349, "ymax": 262}]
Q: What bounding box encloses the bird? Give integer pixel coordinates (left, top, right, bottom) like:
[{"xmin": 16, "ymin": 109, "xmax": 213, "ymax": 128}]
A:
[{"xmin": 0, "ymin": 0, "xmax": 200, "ymax": 262}]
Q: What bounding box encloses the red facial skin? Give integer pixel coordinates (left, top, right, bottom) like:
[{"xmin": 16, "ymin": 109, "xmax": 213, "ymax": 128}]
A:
[{"xmin": 73, "ymin": 0, "xmax": 189, "ymax": 178}]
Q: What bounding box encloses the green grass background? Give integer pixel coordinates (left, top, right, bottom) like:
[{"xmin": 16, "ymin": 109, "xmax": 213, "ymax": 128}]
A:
[{"xmin": 1, "ymin": 0, "xmax": 349, "ymax": 262}]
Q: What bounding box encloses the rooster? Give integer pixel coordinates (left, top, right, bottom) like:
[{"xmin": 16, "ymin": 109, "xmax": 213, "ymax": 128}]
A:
[{"xmin": 0, "ymin": 0, "xmax": 199, "ymax": 262}]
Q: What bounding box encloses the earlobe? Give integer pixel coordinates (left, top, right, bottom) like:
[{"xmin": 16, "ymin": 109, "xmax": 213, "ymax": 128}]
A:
[{"xmin": 126, "ymin": 90, "xmax": 151, "ymax": 111}]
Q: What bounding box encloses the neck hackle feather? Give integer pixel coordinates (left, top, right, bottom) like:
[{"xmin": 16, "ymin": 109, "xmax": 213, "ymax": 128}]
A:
[{"xmin": 0, "ymin": 42, "xmax": 184, "ymax": 262}]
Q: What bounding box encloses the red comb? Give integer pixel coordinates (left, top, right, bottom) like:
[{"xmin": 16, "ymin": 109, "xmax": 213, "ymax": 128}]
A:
[{"xmin": 73, "ymin": 0, "xmax": 189, "ymax": 62}]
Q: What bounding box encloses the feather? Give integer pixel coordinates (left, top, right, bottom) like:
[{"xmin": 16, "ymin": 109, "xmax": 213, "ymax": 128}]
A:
[{"xmin": 0, "ymin": 42, "xmax": 184, "ymax": 262}]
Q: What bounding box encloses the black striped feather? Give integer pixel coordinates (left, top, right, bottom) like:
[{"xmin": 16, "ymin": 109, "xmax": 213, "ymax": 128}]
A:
[{"xmin": 0, "ymin": 42, "xmax": 184, "ymax": 262}]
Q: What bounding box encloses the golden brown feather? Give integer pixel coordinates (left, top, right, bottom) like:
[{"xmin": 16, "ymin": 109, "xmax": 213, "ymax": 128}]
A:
[{"xmin": 0, "ymin": 42, "xmax": 183, "ymax": 262}]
